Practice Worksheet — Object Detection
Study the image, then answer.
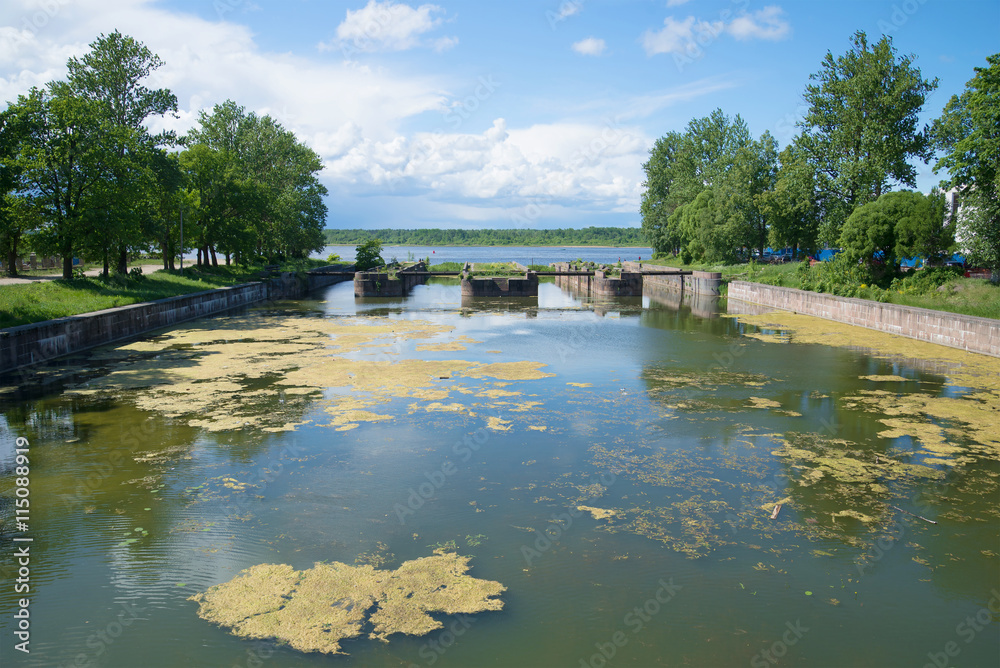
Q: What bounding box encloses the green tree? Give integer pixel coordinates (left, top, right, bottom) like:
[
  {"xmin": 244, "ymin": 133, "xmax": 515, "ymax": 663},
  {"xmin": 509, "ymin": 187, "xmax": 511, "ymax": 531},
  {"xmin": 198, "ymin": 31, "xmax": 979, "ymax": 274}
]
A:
[
  {"xmin": 933, "ymin": 53, "xmax": 1000, "ymax": 276},
  {"xmin": 186, "ymin": 101, "xmax": 327, "ymax": 264},
  {"xmin": 354, "ymin": 238, "xmax": 384, "ymax": 270},
  {"xmin": 63, "ymin": 31, "xmax": 178, "ymax": 275},
  {"xmin": 7, "ymin": 87, "xmax": 110, "ymax": 279},
  {"xmin": 760, "ymin": 142, "xmax": 821, "ymax": 258},
  {"xmin": 839, "ymin": 190, "xmax": 950, "ymax": 271},
  {"xmin": 798, "ymin": 31, "xmax": 938, "ymax": 243}
]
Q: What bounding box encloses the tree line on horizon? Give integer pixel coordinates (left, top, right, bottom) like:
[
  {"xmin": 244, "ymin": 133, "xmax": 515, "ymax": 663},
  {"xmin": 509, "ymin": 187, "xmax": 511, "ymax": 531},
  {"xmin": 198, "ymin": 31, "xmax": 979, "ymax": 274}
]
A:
[
  {"xmin": 0, "ymin": 31, "xmax": 327, "ymax": 279},
  {"xmin": 323, "ymin": 227, "xmax": 647, "ymax": 247},
  {"xmin": 641, "ymin": 32, "xmax": 999, "ymax": 276}
]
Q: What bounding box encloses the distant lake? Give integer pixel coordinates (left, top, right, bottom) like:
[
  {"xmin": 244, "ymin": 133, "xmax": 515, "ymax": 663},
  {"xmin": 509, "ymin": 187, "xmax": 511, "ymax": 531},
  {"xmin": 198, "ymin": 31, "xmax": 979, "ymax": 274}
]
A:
[{"xmin": 313, "ymin": 244, "xmax": 654, "ymax": 265}]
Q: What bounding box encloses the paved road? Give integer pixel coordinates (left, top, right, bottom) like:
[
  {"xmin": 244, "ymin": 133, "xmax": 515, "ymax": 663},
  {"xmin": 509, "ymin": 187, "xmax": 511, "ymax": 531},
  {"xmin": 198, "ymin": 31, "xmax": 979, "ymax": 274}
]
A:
[{"xmin": 0, "ymin": 263, "xmax": 165, "ymax": 286}]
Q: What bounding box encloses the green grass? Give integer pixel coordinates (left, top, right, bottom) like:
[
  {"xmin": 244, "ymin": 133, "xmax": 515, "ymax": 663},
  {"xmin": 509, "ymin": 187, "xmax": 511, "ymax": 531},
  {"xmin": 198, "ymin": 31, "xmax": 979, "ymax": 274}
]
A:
[{"xmin": 0, "ymin": 259, "xmax": 327, "ymax": 329}]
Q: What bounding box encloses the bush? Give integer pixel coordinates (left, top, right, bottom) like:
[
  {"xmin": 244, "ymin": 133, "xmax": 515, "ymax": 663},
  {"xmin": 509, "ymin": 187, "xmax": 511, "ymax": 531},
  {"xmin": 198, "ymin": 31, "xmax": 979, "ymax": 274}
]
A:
[{"xmin": 354, "ymin": 238, "xmax": 384, "ymax": 271}]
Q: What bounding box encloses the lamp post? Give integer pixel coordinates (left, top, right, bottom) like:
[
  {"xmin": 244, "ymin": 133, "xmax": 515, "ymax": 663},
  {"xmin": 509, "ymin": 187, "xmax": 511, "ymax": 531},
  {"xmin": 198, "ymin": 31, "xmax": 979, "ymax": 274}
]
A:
[{"xmin": 179, "ymin": 206, "xmax": 183, "ymax": 275}]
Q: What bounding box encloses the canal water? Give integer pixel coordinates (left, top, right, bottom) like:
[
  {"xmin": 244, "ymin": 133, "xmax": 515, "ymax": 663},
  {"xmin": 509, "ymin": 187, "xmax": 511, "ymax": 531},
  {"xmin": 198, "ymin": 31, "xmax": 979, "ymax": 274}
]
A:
[{"xmin": 1, "ymin": 279, "xmax": 998, "ymax": 667}]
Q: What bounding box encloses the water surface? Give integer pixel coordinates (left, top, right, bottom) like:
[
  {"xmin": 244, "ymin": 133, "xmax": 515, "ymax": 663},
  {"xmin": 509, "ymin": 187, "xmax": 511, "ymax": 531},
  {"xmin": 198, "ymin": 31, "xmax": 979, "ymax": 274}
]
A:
[{"xmin": 1, "ymin": 280, "xmax": 997, "ymax": 667}]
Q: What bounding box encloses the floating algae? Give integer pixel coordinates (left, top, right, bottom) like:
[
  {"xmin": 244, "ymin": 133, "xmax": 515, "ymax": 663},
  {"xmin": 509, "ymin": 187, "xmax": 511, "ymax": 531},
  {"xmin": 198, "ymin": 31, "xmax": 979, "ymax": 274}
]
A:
[
  {"xmin": 861, "ymin": 374, "xmax": 911, "ymax": 382},
  {"xmin": 416, "ymin": 336, "xmax": 483, "ymax": 352},
  {"xmin": 746, "ymin": 397, "xmax": 782, "ymax": 409},
  {"xmin": 189, "ymin": 551, "xmax": 504, "ymax": 656},
  {"xmin": 577, "ymin": 505, "xmax": 617, "ymax": 520},
  {"xmin": 67, "ymin": 314, "xmax": 556, "ymax": 433}
]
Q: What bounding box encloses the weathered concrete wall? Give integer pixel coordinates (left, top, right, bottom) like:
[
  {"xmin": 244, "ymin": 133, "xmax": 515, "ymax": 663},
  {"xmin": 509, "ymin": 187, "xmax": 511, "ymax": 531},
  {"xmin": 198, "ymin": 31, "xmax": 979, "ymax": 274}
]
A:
[
  {"xmin": 0, "ymin": 268, "xmax": 352, "ymax": 374},
  {"xmin": 0, "ymin": 282, "xmax": 267, "ymax": 373},
  {"xmin": 621, "ymin": 262, "xmax": 722, "ymax": 297},
  {"xmin": 645, "ymin": 284, "xmax": 722, "ymax": 319},
  {"xmin": 353, "ymin": 262, "xmax": 427, "ymax": 297},
  {"xmin": 461, "ymin": 272, "xmax": 538, "ymax": 297},
  {"xmin": 593, "ymin": 270, "xmax": 642, "ymax": 297},
  {"xmin": 728, "ymin": 281, "xmax": 1000, "ymax": 358},
  {"xmin": 353, "ymin": 272, "xmax": 404, "ymax": 297}
]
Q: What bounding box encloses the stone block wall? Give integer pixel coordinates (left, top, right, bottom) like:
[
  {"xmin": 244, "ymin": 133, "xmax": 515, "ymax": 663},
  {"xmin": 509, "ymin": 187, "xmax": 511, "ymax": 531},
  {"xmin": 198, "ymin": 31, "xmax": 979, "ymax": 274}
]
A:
[{"xmin": 728, "ymin": 281, "xmax": 999, "ymax": 357}]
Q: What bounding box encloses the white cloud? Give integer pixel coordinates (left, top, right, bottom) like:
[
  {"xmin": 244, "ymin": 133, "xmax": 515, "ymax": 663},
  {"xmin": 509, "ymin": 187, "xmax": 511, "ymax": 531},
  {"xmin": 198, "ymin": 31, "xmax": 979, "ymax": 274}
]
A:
[
  {"xmin": 641, "ymin": 16, "xmax": 723, "ymax": 56},
  {"xmin": 571, "ymin": 37, "xmax": 606, "ymax": 56},
  {"xmin": 642, "ymin": 5, "xmax": 790, "ymax": 56},
  {"xmin": 322, "ymin": 0, "xmax": 457, "ymax": 54},
  {"xmin": 555, "ymin": 2, "xmax": 582, "ymax": 20},
  {"xmin": 726, "ymin": 6, "xmax": 790, "ymax": 41}
]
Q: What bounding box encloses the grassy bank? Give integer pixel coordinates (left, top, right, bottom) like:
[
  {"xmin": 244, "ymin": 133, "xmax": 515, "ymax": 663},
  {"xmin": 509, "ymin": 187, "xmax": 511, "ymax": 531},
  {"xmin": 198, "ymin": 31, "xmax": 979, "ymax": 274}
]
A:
[
  {"xmin": 0, "ymin": 259, "xmax": 326, "ymax": 329},
  {"xmin": 642, "ymin": 256, "xmax": 1000, "ymax": 320}
]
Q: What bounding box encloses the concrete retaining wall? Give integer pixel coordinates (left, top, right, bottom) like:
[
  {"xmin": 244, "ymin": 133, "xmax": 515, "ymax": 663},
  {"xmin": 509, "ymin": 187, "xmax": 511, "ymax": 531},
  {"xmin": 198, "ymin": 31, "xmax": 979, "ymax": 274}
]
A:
[
  {"xmin": 621, "ymin": 262, "xmax": 722, "ymax": 297},
  {"xmin": 461, "ymin": 272, "xmax": 538, "ymax": 297},
  {"xmin": 1, "ymin": 268, "xmax": 352, "ymax": 373},
  {"xmin": 728, "ymin": 281, "xmax": 1000, "ymax": 357}
]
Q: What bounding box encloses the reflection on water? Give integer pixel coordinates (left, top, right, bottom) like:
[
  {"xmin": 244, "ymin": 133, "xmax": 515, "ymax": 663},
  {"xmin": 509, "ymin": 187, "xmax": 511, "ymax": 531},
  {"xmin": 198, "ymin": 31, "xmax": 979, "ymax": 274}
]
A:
[{"xmin": 1, "ymin": 281, "xmax": 998, "ymax": 667}]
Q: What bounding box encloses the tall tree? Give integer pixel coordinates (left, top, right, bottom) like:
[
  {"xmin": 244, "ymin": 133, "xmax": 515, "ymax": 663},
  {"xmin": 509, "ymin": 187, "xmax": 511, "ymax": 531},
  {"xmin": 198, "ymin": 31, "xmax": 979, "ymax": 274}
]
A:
[
  {"xmin": 798, "ymin": 31, "xmax": 938, "ymax": 243},
  {"xmin": 933, "ymin": 53, "xmax": 1000, "ymax": 276},
  {"xmin": 7, "ymin": 88, "xmax": 110, "ymax": 279},
  {"xmin": 760, "ymin": 141, "xmax": 821, "ymax": 258},
  {"xmin": 64, "ymin": 31, "xmax": 178, "ymax": 275}
]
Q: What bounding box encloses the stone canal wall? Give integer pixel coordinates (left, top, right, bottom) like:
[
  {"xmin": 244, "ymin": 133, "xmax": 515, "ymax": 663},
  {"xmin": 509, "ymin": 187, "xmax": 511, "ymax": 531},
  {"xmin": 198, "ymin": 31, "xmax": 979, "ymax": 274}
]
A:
[
  {"xmin": 461, "ymin": 272, "xmax": 539, "ymax": 297},
  {"xmin": 621, "ymin": 262, "xmax": 722, "ymax": 297},
  {"xmin": 0, "ymin": 268, "xmax": 351, "ymax": 373},
  {"xmin": 728, "ymin": 281, "xmax": 1000, "ymax": 358}
]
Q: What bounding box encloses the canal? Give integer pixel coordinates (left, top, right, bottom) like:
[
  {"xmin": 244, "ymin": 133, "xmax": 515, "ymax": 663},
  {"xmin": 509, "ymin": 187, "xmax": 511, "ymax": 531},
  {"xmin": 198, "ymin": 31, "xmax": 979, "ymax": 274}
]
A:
[{"xmin": 1, "ymin": 279, "xmax": 997, "ymax": 667}]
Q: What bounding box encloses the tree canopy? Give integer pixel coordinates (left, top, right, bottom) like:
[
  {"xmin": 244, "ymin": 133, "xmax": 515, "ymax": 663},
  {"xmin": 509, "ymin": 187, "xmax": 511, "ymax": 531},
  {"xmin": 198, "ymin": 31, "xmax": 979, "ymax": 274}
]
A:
[{"xmin": 1, "ymin": 32, "xmax": 327, "ymax": 278}]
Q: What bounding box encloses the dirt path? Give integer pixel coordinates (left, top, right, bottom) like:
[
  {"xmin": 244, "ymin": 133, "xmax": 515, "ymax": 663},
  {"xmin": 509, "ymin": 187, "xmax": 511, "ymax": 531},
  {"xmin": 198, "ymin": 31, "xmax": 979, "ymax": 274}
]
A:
[{"xmin": 0, "ymin": 263, "xmax": 166, "ymax": 286}]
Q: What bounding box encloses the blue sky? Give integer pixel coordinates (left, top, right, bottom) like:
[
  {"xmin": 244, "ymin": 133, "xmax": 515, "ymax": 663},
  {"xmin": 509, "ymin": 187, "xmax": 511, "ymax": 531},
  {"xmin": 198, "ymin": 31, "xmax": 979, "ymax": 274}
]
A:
[{"xmin": 1, "ymin": 0, "xmax": 997, "ymax": 230}]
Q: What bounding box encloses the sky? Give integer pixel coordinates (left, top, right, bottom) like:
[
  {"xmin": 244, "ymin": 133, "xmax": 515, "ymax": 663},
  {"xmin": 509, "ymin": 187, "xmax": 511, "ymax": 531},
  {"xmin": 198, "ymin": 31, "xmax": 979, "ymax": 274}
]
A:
[{"xmin": 1, "ymin": 0, "xmax": 997, "ymax": 230}]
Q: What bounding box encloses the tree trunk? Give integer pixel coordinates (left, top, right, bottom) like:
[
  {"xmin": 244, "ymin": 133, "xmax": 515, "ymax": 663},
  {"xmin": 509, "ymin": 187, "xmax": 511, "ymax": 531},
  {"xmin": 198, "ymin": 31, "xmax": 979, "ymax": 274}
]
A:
[
  {"xmin": 62, "ymin": 244, "xmax": 73, "ymax": 280},
  {"xmin": 6, "ymin": 250, "xmax": 18, "ymax": 278},
  {"xmin": 117, "ymin": 247, "xmax": 127, "ymax": 275},
  {"xmin": 163, "ymin": 235, "xmax": 170, "ymax": 271},
  {"xmin": 196, "ymin": 247, "xmax": 202, "ymax": 267},
  {"xmin": 102, "ymin": 253, "xmax": 110, "ymax": 278},
  {"xmin": 225, "ymin": 252, "xmax": 230, "ymax": 266},
  {"xmin": 210, "ymin": 244, "xmax": 218, "ymax": 267}
]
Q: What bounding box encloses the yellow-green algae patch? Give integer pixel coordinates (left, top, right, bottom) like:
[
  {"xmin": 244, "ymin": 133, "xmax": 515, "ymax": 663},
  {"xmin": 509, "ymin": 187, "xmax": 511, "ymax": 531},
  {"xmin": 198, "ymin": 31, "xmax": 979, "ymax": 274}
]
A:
[
  {"xmin": 189, "ymin": 551, "xmax": 504, "ymax": 655},
  {"xmin": 861, "ymin": 374, "xmax": 910, "ymax": 382},
  {"xmin": 727, "ymin": 311, "xmax": 1000, "ymax": 394},
  {"xmin": 68, "ymin": 315, "xmax": 556, "ymax": 432},
  {"xmin": 747, "ymin": 397, "xmax": 782, "ymax": 409},
  {"xmin": 416, "ymin": 336, "xmax": 483, "ymax": 352},
  {"xmin": 578, "ymin": 505, "xmax": 617, "ymax": 519},
  {"xmin": 567, "ymin": 382, "xmax": 593, "ymax": 388}
]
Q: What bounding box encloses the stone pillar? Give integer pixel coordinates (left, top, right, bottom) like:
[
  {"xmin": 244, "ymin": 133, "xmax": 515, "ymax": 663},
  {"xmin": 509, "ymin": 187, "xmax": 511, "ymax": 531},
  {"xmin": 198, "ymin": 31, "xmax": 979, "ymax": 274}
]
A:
[{"xmin": 29, "ymin": 253, "xmax": 37, "ymax": 270}]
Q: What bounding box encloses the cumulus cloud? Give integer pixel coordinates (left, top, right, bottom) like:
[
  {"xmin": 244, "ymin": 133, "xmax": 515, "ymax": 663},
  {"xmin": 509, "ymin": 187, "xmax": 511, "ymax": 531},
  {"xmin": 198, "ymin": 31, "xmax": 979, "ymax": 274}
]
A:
[
  {"xmin": 641, "ymin": 16, "xmax": 723, "ymax": 56},
  {"xmin": 726, "ymin": 6, "xmax": 790, "ymax": 41},
  {"xmin": 322, "ymin": 0, "xmax": 457, "ymax": 54},
  {"xmin": 642, "ymin": 5, "xmax": 790, "ymax": 56},
  {"xmin": 571, "ymin": 37, "xmax": 606, "ymax": 56}
]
